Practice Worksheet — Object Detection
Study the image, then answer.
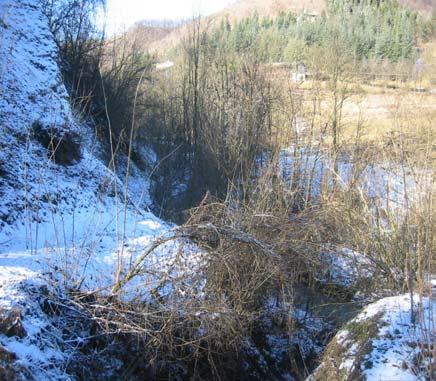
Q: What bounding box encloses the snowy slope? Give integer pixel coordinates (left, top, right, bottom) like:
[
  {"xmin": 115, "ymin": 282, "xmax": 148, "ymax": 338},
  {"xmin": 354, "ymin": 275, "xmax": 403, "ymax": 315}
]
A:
[
  {"xmin": 0, "ymin": 0, "xmax": 72, "ymax": 131},
  {"xmin": 0, "ymin": 1, "xmax": 198, "ymax": 378},
  {"xmin": 0, "ymin": 0, "xmax": 102, "ymax": 228}
]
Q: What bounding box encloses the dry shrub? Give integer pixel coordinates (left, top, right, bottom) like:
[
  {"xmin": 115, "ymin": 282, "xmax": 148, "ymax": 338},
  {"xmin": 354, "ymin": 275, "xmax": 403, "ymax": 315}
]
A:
[{"xmin": 70, "ymin": 197, "xmax": 291, "ymax": 379}]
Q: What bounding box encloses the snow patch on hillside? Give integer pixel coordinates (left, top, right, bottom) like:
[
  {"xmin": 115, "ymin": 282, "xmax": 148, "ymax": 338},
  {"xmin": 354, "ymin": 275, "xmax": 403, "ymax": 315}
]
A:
[
  {"xmin": 0, "ymin": 0, "xmax": 73, "ymax": 132},
  {"xmin": 309, "ymin": 294, "xmax": 435, "ymax": 381}
]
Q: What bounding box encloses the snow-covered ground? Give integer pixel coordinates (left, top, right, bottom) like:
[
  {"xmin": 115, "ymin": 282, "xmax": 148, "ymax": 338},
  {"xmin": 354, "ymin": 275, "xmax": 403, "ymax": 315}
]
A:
[
  {"xmin": 280, "ymin": 146, "xmax": 432, "ymax": 210},
  {"xmin": 0, "ymin": 202, "xmax": 202, "ymax": 379},
  {"xmin": 0, "ymin": 0, "xmax": 202, "ymax": 294},
  {"xmin": 308, "ymin": 294, "xmax": 435, "ymax": 381},
  {"xmin": 354, "ymin": 295, "xmax": 434, "ymax": 381},
  {"xmin": 316, "ymin": 247, "xmax": 375, "ymax": 289}
]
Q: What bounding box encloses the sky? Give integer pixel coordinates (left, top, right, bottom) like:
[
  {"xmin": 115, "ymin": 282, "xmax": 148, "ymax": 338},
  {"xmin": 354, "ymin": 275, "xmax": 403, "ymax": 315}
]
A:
[{"xmin": 103, "ymin": 0, "xmax": 237, "ymax": 33}]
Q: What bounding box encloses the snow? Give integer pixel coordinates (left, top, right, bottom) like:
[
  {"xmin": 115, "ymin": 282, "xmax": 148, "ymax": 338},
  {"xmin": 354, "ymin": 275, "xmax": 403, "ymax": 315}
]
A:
[
  {"xmin": 0, "ymin": 0, "xmax": 198, "ymax": 297},
  {"xmin": 155, "ymin": 61, "xmax": 174, "ymax": 70},
  {"xmin": 0, "ymin": 267, "xmax": 69, "ymax": 379},
  {"xmin": 317, "ymin": 247, "xmax": 375, "ymax": 288},
  {"xmin": 0, "ymin": 0, "xmax": 73, "ymax": 132},
  {"xmin": 291, "ymin": 307, "xmax": 330, "ymax": 356},
  {"xmin": 331, "ymin": 294, "xmax": 435, "ymax": 380}
]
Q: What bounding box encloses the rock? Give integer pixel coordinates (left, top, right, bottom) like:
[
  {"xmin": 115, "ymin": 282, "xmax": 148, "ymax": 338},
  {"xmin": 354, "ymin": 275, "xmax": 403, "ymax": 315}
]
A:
[{"xmin": 0, "ymin": 308, "xmax": 26, "ymax": 338}]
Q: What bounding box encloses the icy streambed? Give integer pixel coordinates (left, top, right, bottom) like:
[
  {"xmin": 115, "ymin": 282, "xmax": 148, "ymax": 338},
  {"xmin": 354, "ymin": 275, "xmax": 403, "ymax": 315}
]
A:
[
  {"xmin": 293, "ymin": 285, "xmax": 362, "ymax": 328},
  {"xmin": 279, "ymin": 146, "xmax": 432, "ymax": 209}
]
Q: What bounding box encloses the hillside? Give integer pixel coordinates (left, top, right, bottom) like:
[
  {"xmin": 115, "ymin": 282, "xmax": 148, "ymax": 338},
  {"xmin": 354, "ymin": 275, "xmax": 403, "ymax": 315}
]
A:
[
  {"xmin": 148, "ymin": 0, "xmax": 326, "ymax": 54},
  {"xmin": 148, "ymin": 0, "xmax": 435, "ymax": 55},
  {"xmin": 218, "ymin": 0, "xmax": 435, "ymax": 19},
  {"xmin": 147, "ymin": 0, "xmax": 326, "ymax": 54},
  {"xmin": 216, "ymin": 0, "xmax": 326, "ymax": 20},
  {"xmin": 121, "ymin": 22, "xmax": 178, "ymax": 49}
]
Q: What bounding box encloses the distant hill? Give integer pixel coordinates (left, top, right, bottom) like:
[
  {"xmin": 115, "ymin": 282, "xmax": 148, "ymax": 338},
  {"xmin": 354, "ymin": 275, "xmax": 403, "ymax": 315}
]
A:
[
  {"xmin": 145, "ymin": 0, "xmax": 324, "ymax": 54},
  {"xmin": 145, "ymin": 0, "xmax": 435, "ymax": 55},
  {"xmin": 120, "ymin": 21, "xmax": 183, "ymax": 49},
  {"xmin": 216, "ymin": 0, "xmax": 326, "ymax": 21},
  {"xmin": 218, "ymin": 0, "xmax": 435, "ymax": 20}
]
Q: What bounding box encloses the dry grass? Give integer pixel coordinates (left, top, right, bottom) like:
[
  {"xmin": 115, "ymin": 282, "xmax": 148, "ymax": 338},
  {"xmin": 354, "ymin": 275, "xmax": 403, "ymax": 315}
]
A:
[
  {"xmin": 270, "ymin": 63, "xmax": 436, "ymax": 167},
  {"xmin": 340, "ymin": 90, "xmax": 436, "ymax": 150}
]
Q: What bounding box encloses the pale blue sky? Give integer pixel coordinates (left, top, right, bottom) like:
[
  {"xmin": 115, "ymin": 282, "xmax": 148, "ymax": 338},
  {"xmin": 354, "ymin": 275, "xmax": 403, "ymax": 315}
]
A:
[{"xmin": 104, "ymin": 0, "xmax": 237, "ymax": 33}]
